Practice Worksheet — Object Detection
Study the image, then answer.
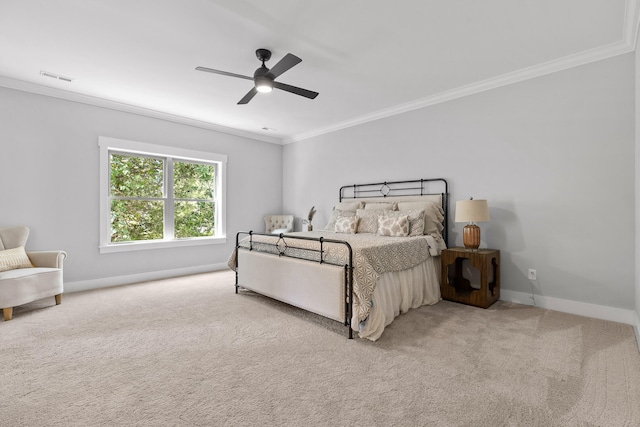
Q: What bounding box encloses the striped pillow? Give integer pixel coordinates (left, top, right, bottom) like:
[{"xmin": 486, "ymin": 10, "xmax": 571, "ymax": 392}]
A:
[{"xmin": 0, "ymin": 246, "xmax": 34, "ymax": 272}]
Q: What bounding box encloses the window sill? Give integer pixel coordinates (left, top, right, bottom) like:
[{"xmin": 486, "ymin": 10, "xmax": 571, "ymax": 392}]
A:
[{"xmin": 99, "ymin": 236, "xmax": 227, "ymax": 253}]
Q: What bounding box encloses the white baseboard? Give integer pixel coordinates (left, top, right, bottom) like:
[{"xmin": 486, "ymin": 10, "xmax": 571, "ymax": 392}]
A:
[
  {"xmin": 64, "ymin": 263, "xmax": 231, "ymax": 293},
  {"xmin": 500, "ymin": 289, "xmax": 637, "ymax": 326}
]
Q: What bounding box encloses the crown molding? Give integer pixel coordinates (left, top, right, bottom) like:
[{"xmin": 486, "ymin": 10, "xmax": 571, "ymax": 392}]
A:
[
  {"xmin": 286, "ymin": 0, "xmax": 640, "ymax": 144},
  {"xmin": 0, "ymin": 76, "xmax": 283, "ymax": 145},
  {"xmin": 285, "ymin": 42, "xmax": 634, "ymax": 144}
]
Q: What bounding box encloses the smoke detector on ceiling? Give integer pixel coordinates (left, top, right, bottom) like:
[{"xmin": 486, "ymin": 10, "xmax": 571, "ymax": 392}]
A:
[{"xmin": 40, "ymin": 70, "xmax": 74, "ymax": 82}]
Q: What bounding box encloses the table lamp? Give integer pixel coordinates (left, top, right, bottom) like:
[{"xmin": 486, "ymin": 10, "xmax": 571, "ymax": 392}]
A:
[{"xmin": 455, "ymin": 198, "xmax": 490, "ymax": 250}]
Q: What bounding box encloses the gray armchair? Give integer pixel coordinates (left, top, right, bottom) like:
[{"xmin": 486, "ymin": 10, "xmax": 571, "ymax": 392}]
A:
[
  {"xmin": 0, "ymin": 226, "xmax": 66, "ymax": 320},
  {"xmin": 264, "ymin": 215, "xmax": 294, "ymax": 234}
]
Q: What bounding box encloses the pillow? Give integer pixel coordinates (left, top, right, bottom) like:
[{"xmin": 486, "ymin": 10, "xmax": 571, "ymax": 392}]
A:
[
  {"xmin": 364, "ymin": 202, "xmax": 397, "ymax": 211},
  {"xmin": 334, "ymin": 216, "xmax": 359, "ymax": 234},
  {"xmin": 397, "ymin": 201, "xmax": 444, "ymax": 235},
  {"xmin": 378, "ymin": 215, "xmax": 409, "ymax": 237},
  {"xmin": 325, "ymin": 209, "xmax": 356, "ymax": 231},
  {"xmin": 333, "ymin": 201, "xmax": 363, "ymax": 211},
  {"xmin": 381, "ymin": 209, "xmax": 425, "ymax": 237},
  {"xmin": 355, "ymin": 209, "xmax": 391, "ymax": 233},
  {"xmin": 0, "ymin": 246, "xmax": 34, "ymax": 272}
]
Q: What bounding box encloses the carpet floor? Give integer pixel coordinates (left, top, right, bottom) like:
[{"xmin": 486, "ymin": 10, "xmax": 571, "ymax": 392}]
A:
[{"xmin": 2, "ymin": 270, "xmax": 639, "ymax": 426}]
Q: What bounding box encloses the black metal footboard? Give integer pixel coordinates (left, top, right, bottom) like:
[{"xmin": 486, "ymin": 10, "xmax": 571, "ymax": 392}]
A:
[{"xmin": 234, "ymin": 231, "xmax": 354, "ymax": 339}]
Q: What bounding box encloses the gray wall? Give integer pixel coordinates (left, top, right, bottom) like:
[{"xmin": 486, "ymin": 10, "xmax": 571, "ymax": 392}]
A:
[
  {"xmin": 636, "ymin": 43, "xmax": 640, "ymax": 324},
  {"xmin": 283, "ymin": 53, "xmax": 635, "ymax": 310},
  {"xmin": 0, "ymin": 86, "xmax": 283, "ymax": 285}
]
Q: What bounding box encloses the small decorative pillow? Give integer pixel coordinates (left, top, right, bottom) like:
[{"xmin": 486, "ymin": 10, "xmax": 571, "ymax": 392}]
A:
[
  {"xmin": 325, "ymin": 209, "xmax": 356, "ymax": 231},
  {"xmin": 335, "ymin": 216, "xmax": 359, "ymax": 234},
  {"xmin": 397, "ymin": 201, "xmax": 444, "ymax": 235},
  {"xmin": 0, "ymin": 246, "xmax": 34, "ymax": 272},
  {"xmin": 356, "ymin": 209, "xmax": 391, "ymax": 233},
  {"xmin": 378, "ymin": 215, "xmax": 409, "ymax": 237},
  {"xmin": 383, "ymin": 209, "xmax": 425, "ymax": 237}
]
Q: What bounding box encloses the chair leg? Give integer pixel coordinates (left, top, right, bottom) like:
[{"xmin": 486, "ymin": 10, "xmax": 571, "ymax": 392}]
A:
[
  {"xmin": 55, "ymin": 294, "xmax": 62, "ymax": 305},
  {"xmin": 3, "ymin": 307, "xmax": 13, "ymax": 321}
]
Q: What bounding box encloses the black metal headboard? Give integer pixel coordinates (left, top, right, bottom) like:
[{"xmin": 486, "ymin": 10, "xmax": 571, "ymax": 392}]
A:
[{"xmin": 339, "ymin": 178, "xmax": 449, "ymax": 245}]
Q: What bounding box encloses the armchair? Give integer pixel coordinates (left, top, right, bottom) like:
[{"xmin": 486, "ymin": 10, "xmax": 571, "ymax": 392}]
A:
[
  {"xmin": 264, "ymin": 215, "xmax": 294, "ymax": 234},
  {"xmin": 0, "ymin": 226, "xmax": 67, "ymax": 320}
]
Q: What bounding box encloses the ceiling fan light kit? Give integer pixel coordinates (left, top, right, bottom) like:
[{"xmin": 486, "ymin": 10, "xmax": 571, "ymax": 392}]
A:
[
  {"xmin": 255, "ymin": 76, "xmax": 273, "ymax": 93},
  {"xmin": 196, "ymin": 48, "xmax": 318, "ymax": 104}
]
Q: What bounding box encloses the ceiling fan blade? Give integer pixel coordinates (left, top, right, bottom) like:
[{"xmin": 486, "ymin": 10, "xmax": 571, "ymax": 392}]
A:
[
  {"xmin": 195, "ymin": 66, "xmax": 253, "ymax": 81},
  {"xmin": 274, "ymin": 82, "xmax": 319, "ymax": 100},
  {"xmin": 267, "ymin": 53, "xmax": 302, "ymax": 79},
  {"xmin": 238, "ymin": 87, "xmax": 258, "ymax": 104}
]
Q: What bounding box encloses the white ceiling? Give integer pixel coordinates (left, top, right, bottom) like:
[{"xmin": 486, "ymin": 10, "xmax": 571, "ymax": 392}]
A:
[{"xmin": 0, "ymin": 0, "xmax": 638, "ymax": 144}]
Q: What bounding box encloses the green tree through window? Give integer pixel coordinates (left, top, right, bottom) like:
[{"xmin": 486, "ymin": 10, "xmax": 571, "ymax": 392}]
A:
[
  {"xmin": 109, "ymin": 153, "xmax": 215, "ymax": 243},
  {"xmin": 173, "ymin": 161, "xmax": 215, "ymax": 238}
]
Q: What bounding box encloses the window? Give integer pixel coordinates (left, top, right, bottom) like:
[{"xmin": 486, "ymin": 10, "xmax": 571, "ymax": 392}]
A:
[{"xmin": 99, "ymin": 137, "xmax": 226, "ymax": 253}]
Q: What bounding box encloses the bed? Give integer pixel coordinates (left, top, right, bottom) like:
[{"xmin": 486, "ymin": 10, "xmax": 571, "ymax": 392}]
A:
[{"xmin": 228, "ymin": 178, "xmax": 449, "ymax": 340}]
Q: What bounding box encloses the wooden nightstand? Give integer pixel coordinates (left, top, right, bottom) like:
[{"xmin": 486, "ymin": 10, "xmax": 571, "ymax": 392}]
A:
[{"xmin": 441, "ymin": 247, "xmax": 500, "ymax": 308}]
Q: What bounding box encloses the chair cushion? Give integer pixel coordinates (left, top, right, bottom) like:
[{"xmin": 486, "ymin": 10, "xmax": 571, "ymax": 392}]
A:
[{"xmin": 0, "ymin": 267, "xmax": 63, "ymax": 308}]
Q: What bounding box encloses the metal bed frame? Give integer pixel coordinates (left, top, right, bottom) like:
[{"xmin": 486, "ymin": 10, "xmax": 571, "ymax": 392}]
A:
[
  {"xmin": 234, "ymin": 178, "xmax": 449, "ymax": 339},
  {"xmin": 339, "ymin": 178, "xmax": 449, "ymax": 245}
]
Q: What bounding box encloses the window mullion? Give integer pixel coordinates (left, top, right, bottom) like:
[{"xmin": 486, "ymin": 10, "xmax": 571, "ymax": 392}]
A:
[{"xmin": 165, "ymin": 157, "xmax": 175, "ymax": 240}]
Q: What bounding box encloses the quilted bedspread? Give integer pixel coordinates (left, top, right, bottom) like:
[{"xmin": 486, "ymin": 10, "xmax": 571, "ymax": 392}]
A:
[{"xmin": 228, "ymin": 231, "xmax": 444, "ymax": 323}]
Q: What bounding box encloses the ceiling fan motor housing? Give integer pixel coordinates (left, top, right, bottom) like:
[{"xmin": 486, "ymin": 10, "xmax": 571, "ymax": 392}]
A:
[{"xmin": 254, "ymin": 65, "xmax": 274, "ymax": 92}]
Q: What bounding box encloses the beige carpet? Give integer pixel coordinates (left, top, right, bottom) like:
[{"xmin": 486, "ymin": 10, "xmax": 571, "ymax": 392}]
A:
[{"xmin": 2, "ymin": 270, "xmax": 639, "ymax": 426}]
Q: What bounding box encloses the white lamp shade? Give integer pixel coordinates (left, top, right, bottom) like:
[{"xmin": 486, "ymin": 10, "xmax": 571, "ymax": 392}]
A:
[{"xmin": 455, "ymin": 199, "xmax": 490, "ymax": 223}]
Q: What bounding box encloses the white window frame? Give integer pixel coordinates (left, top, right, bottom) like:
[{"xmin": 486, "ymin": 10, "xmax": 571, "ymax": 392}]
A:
[{"xmin": 99, "ymin": 136, "xmax": 227, "ymax": 253}]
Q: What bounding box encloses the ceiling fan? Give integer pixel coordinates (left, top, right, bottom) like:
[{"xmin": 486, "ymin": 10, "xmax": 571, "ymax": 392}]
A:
[{"xmin": 196, "ymin": 49, "xmax": 319, "ymax": 105}]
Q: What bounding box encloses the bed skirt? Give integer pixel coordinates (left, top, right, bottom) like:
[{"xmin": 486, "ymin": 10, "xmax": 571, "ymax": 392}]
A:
[{"xmin": 357, "ymin": 256, "xmax": 441, "ymax": 341}]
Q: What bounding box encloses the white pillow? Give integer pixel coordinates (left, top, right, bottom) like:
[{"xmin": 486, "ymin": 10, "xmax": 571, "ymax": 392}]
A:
[
  {"xmin": 333, "ymin": 201, "xmax": 363, "ymax": 211},
  {"xmin": 364, "ymin": 202, "xmax": 397, "ymax": 211}
]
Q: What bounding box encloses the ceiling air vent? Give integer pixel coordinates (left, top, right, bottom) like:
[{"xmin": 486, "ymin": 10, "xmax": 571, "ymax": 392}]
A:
[{"xmin": 40, "ymin": 70, "xmax": 74, "ymax": 82}]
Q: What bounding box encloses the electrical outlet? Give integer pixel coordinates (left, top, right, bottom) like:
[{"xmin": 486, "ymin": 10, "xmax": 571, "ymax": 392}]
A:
[{"xmin": 528, "ymin": 269, "xmax": 537, "ymax": 280}]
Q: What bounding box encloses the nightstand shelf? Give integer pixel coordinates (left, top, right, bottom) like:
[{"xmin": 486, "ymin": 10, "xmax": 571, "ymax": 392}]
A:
[{"xmin": 441, "ymin": 247, "xmax": 500, "ymax": 308}]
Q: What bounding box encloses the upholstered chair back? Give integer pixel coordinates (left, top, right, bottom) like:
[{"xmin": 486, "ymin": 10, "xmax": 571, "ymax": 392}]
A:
[
  {"xmin": 264, "ymin": 215, "xmax": 294, "ymax": 234},
  {"xmin": 0, "ymin": 226, "xmax": 29, "ymax": 250}
]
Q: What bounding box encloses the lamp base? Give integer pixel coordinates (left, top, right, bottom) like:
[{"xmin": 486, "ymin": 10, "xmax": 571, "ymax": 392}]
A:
[{"xmin": 463, "ymin": 224, "xmax": 481, "ymax": 250}]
